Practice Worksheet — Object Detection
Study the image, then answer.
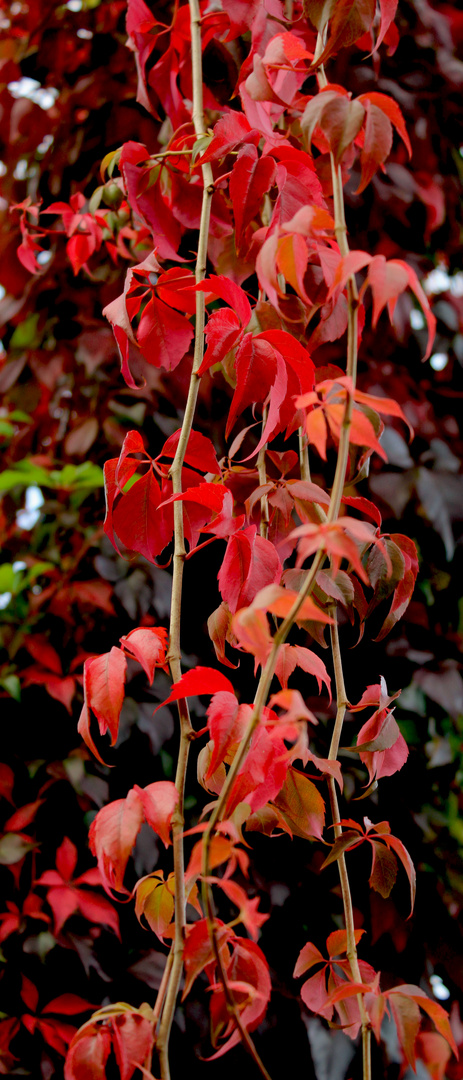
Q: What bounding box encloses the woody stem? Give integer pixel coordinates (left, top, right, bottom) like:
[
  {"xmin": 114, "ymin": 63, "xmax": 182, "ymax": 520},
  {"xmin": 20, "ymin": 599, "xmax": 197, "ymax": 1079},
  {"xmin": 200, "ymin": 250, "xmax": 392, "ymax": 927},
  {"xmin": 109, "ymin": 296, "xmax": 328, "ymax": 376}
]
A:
[
  {"xmin": 327, "ymin": 612, "xmax": 372, "ymax": 1080},
  {"xmin": 314, "ymin": 28, "xmax": 370, "ymax": 1079},
  {"xmin": 156, "ymin": 2, "xmax": 214, "ymax": 1077}
]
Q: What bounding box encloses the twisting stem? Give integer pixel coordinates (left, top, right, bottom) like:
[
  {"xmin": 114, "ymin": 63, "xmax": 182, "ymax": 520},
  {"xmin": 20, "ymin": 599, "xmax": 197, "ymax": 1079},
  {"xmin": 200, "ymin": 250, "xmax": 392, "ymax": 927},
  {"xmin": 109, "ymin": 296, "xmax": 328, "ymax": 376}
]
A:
[{"xmin": 156, "ymin": 2, "xmax": 214, "ymax": 1076}]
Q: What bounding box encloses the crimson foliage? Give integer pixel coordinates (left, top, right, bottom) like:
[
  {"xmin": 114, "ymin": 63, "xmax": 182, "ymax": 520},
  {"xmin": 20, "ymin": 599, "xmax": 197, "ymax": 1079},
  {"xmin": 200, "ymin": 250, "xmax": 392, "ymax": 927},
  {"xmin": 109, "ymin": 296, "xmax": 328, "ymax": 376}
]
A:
[{"xmin": 0, "ymin": 2, "xmax": 463, "ymax": 1079}]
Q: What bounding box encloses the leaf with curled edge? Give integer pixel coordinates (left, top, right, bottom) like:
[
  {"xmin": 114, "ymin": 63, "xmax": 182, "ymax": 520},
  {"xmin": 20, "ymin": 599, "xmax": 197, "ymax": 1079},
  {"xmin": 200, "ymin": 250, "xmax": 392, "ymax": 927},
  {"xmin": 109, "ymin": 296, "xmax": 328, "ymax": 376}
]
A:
[
  {"xmin": 206, "ymin": 938, "xmax": 271, "ymax": 1060},
  {"xmin": 207, "ymin": 602, "xmax": 239, "ymax": 669},
  {"xmin": 199, "ymin": 112, "xmax": 259, "ymax": 163},
  {"xmin": 274, "ymin": 644, "xmax": 331, "ymax": 701},
  {"xmin": 230, "ymin": 145, "xmax": 277, "ymax": 251},
  {"xmin": 182, "ymin": 918, "xmax": 232, "ymax": 999},
  {"xmin": 206, "ymin": 692, "xmax": 251, "ymax": 778},
  {"xmin": 374, "ymin": 534, "xmax": 418, "ymax": 641},
  {"xmin": 224, "ymin": 723, "xmax": 289, "ymax": 817},
  {"xmin": 80, "ymin": 647, "xmax": 127, "ymax": 756},
  {"xmin": 273, "ymin": 766, "xmax": 325, "ymax": 841},
  {"xmin": 119, "ymin": 626, "xmax": 168, "ymax": 683},
  {"xmin": 302, "ymin": 88, "xmax": 365, "ymax": 164},
  {"xmin": 218, "ymin": 527, "xmax": 282, "ymax": 614},
  {"xmin": 112, "ymin": 1013, "xmax": 154, "ymax": 1080},
  {"xmin": 132, "ymin": 781, "xmax": 178, "ymax": 848},
  {"xmin": 307, "ymin": 0, "xmax": 376, "ymax": 65},
  {"xmin": 157, "ymin": 428, "xmax": 221, "ymax": 476},
  {"xmin": 369, "ymin": 842, "xmax": 398, "ymax": 899},
  {"xmin": 89, "ymin": 790, "xmax": 145, "ymax": 896},
  {"xmin": 156, "ymin": 667, "xmax": 235, "ymax": 713},
  {"xmin": 134, "ymin": 871, "xmax": 175, "ymax": 941}
]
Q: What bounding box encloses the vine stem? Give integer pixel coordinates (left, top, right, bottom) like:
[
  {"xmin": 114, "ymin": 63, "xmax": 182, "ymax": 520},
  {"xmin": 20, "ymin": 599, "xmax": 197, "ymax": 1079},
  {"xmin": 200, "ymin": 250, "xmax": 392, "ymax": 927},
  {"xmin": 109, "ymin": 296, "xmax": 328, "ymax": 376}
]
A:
[
  {"xmin": 314, "ymin": 30, "xmax": 370, "ymax": 1078},
  {"xmin": 201, "ymin": 25, "xmax": 370, "ymax": 1080},
  {"xmin": 327, "ymin": 613, "xmax": 371, "ymax": 1080},
  {"xmin": 156, "ymin": 2, "xmax": 214, "ymax": 1076},
  {"xmin": 257, "ymin": 405, "xmax": 269, "ymax": 539}
]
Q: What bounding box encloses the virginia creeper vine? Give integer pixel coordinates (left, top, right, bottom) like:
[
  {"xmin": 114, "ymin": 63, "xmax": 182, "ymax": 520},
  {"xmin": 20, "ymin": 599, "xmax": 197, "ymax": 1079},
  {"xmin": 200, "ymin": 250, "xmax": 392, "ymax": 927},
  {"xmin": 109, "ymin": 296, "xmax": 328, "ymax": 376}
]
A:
[{"xmin": 10, "ymin": 4, "xmax": 456, "ymax": 1080}]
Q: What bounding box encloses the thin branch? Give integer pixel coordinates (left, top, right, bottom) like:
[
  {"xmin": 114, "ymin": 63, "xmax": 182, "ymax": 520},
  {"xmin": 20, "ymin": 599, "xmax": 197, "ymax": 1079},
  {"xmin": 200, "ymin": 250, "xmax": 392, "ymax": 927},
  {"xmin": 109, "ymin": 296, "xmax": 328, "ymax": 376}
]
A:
[
  {"xmin": 201, "ymin": 23, "xmax": 370, "ymax": 1080},
  {"xmin": 201, "ymin": 878, "xmax": 274, "ymax": 1080},
  {"xmin": 313, "ymin": 30, "xmax": 370, "ymax": 1078},
  {"xmin": 156, "ymin": 2, "xmax": 214, "ymax": 1076},
  {"xmin": 327, "ymin": 611, "xmax": 372, "ymax": 1080},
  {"xmin": 257, "ymin": 405, "xmax": 269, "ymax": 539}
]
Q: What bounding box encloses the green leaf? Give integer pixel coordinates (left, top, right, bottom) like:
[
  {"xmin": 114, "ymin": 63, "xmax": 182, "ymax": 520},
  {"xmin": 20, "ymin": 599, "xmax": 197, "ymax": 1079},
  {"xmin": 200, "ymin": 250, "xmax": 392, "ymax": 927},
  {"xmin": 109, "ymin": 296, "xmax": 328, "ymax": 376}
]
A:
[
  {"xmin": 10, "ymin": 313, "xmax": 40, "ymax": 349},
  {"xmin": 0, "ymin": 564, "xmax": 15, "ymax": 592},
  {"xmin": 0, "ymin": 833, "xmax": 38, "ymax": 864},
  {"xmin": 0, "ymin": 461, "xmax": 50, "ymax": 491},
  {"xmin": 0, "ymin": 675, "xmax": 21, "ymax": 701}
]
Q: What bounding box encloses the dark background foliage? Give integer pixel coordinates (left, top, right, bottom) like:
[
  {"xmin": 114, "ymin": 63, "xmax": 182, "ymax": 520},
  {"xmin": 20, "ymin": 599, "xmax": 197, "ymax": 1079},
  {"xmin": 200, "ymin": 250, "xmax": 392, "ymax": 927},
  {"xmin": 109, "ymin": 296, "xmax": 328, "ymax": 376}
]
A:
[{"xmin": 0, "ymin": 1, "xmax": 462, "ymax": 1077}]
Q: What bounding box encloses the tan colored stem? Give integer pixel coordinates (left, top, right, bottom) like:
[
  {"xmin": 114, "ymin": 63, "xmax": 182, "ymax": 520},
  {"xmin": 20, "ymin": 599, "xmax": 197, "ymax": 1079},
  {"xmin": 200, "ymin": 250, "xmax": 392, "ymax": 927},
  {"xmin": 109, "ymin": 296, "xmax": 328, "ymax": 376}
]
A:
[
  {"xmin": 298, "ymin": 427, "xmax": 311, "ymax": 481},
  {"xmin": 257, "ymin": 405, "xmax": 269, "ymax": 539},
  {"xmin": 328, "ymin": 613, "xmax": 371, "ymax": 1080},
  {"xmin": 202, "ymin": 22, "xmax": 370, "ymax": 1080},
  {"xmin": 201, "ymin": 876, "xmax": 274, "ymax": 1080},
  {"xmin": 156, "ymin": 2, "xmax": 214, "ymax": 1076},
  {"xmin": 314, "ymin": 29, "xmax": 370, "ymax": 1079}
]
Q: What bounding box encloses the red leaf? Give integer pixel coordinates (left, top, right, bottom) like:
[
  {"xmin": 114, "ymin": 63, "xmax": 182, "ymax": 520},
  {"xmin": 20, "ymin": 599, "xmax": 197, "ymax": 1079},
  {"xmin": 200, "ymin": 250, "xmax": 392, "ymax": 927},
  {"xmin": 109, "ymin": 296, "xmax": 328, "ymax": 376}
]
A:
[
  {"xmin": 119, "ymin": 626, "xmax": 168, "ymax": 683},
  {"xmin": 73, "ymin": 889, "xmax": 120, "ymax": 938},
  {"xmin": 206, "ymin": 692, "xmax": 251, "ymax": 779},
  {"xmin": 111, "ymin": 468, "xmax": 172, "ymax": 561},
  {"xmin": 249, "ymin": 583, "xmax": 334, "ymax": 625},
  {"xmin": 226, "ymin": 334, "xmax": 277, "ymax": 438},
  {"xmin": 229, "ymin": 146, "xmax": 277, "ymax": 249},
  {"xmin": 207, "ymin": 937, "xmax": 271, "ymax": 1059},
  {"xmin": 64, "ymin": 1024, "xmax": 111, "ymax": 1080},
  {"xmin": 380, "ymin": 832, "xmax": 416, "ymax": 915},
  {"xmin": 0, "ymin": 763, "xmax": 14, "ymax": 804},
  {"xmin": 200, "ymin": 112, "xmax": 259, "ymax": 162},
  {"xmin": 359, "ymin": 91, "xmax": 411, "ymax": 156},
  {"xmin": 369, "ymin": 841, "xmax": 398, "ymax": 899},
  {"xmin": 4, "ymin": 799, "xmax": 43, "ymax": 832},
  {"xmin": 309, "ymin": 0, "xmax": 376, "ymax": 65},
  {"xmin": 55, "ymin": 837, "xmax": 78, "ymax": 882},
  {"xmin": 301, "ymin": 967, "xmax": 333, "ymax": 1019},
  {"xmin": 293, "ymin": 940, "xmax": 325, "ymax": 978},
  {"xmin": 273, "ymin": 766, "xmax": 326, "ymax": 840},
  {"xmin": 232, "ymin": 605, "xmax": 272, "ymax": 668},
  {"xmin": 42, "ymin": 995, "xmax": 94, "ymax": 1016},
  {"xmin": 24, "ymin": 634, "xmax": 62, "ymax": 674},
  {"xmin": 218, "ymin": 527, "xmax": 282, "ymax": 614},
  {"xmin": 137, "ymin": 295, "xmax": 194, "ymax": 372},
  {"xmin": 84, "ymin": 647, "xmax": 127, "ymax": 747},
  {"xmin": 21, "ymin": 973, "xmax": 39, "ymax": 1013},
  {"xmin": 88, "ymin": 789, "xmax": 144, "ymax": 895},
  {"xmin": 67, "ymin": 232, "xmax": 96, "ymax": 275},
  {"xmin": 159, "ymin": 667, "xmax": 235, "ymax": 710},
  {"xmin": 159, "ymin": 428, "xmax": 220, "ymax": 475},
  {"xmin": 327, "ymin": 928, "xmax": 365, "ymax": 957},
  {"xmin": 132, "ymin": 781, "xmax": 178, "ymax": 848},
  {"xmin": 275, "ymin": 644, "xmax": 331, "ymax": 700},
  {"xmin": 356, "ymin": 100, "xmax": 393, "ymax": 193},
  {"xmin": 112, "ymin": 1013, "xmax": 154, "ymax": 1080},
  {"xmin": 226, "ymin": 722, "xmax": 289, "ymax": 816},
  {"xmin": 198, "ymin": 307, "xmax": 243, "ymax": 375},
  {"xmin": 392, "ymin": 989, "xmax": 457, "ymax": 1059}
]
